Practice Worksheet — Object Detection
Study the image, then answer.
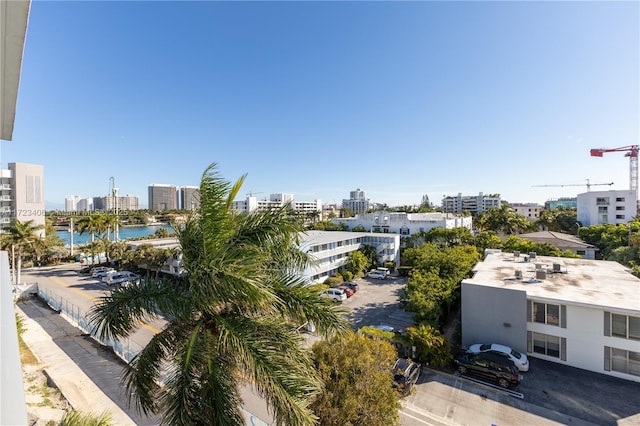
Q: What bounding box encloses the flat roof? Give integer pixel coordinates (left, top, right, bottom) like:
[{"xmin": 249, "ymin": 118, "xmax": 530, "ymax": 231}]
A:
[
  {"xmin": 127, "ymin": 237, "xmax": 180, "ymax": 250},
  {"xmin": 463, "ymin": 252, "xmax": 640, "ymax": 313}
]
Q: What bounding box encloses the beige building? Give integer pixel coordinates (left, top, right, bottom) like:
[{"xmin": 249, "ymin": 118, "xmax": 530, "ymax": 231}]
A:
[
  {"xmin": 0, "ymin": 162, "xmax": 45, "ymax": 237},
  {"xmin": 510, "ymin": 203, "xmax": 543, "ymax": 221}
]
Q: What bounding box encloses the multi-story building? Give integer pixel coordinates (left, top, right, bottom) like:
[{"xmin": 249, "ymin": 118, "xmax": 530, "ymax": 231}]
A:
[
  {"xmin": 180, "ymin": 186, "xmax": 200, "ymax": 210},
  {"xmin": 0, "ymin": 163, "xmax": 45, "ymax": 237},
  {"xmin": 577, "ymin": 190, "xmax": 636, "ymax": 227},
  {"xmin": 545, "ymin": 197, "xmax": 577, "ymax": 210},
  {"xmin": 461, "ymin": 251, "xmax": 640, "ymax": 383},
  {"xmin": 231, "ymin": 193, "xmax": 322, "ymax": 218},
  {"xmin": 77, "ymin": 198, "xmax": 93, "ymax": 212},
  {"xmin": 342, "ymin": 188, "xmax": 371, "ymax": 214},
  {"xmin": 441, "ymin": 192, "xmax": 501, "ymax": 215},
  {"xmin": 510, "ymin": 203, "xmax": 543, "ymax": 221},
  {"xmin": 126, "ymin": 230, "xmax": 400, "ymax": 284},
  {"xmin": 100, "ymin": 194, "xmax": 139, "ymax": 212},
  {"xmin": 148, "ymin": 184, "xmax": 178, "ymax": 211},
  {"xmin": 65, "ymin": 195, "xmax": 81, "ymax": 212},
  {"xmin": 333, "ymin": 210, "xmax": 472, "ymax": 236}
]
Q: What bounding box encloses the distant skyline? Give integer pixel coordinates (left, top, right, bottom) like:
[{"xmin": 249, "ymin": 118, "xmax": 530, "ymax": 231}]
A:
[{"xmin": 3, "ymin": 1, "xmax": 638, "ymax": 210}]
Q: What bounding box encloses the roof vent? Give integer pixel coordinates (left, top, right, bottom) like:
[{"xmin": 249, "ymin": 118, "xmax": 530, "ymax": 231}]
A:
[
  {"xmin": 553, "ymin": 263, "xmax": 562, "ymax": 273},
  {"xmin": 529, "ymin": 252, "xmax": 537, "ymax": 259},
  {"xmin": 536, "ymin": 269, "xmax": 547, "ymax": 280},
  {"xmin": 514, "ymin": 251, "xmax": 520, "ymax": 258},
  {"xmin": 515, "ymin": 270, "xmax": 523, "ymax": 279}
]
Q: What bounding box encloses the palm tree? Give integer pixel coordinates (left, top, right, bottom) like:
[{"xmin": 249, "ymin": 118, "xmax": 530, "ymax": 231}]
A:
[
  {"xmin": 77, "ymin": 213, "xmax": 105, "ymax": 243},
  {"xmin": 7, "ymin": 219, "xmax": 44, "ymax": 284},
  {"xmin": 89, "ymin": 163, "xmax": 348, "ymax": 425}
]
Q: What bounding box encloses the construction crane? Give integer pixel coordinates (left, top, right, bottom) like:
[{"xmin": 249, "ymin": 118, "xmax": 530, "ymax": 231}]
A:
[
  {"xmin": 590, "ymin": 145, "xmax": 639, "ymax": 195},
  {"xmin": 532, "ymin": 179, "xmax": 614, "ymax": 192}
]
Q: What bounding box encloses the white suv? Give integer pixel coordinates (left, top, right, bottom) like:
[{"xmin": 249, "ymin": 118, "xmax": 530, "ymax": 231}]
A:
[
  {"xmin": 105, "ymin": 271, "xmax": 140, "ymax": 286},
  {"xmin": 321, "ymin": 288, "xmax": 347, "ymax": 302},
  {"xmin": 367, "ymin": 270, "xmax": 387, "ymax": 280}
]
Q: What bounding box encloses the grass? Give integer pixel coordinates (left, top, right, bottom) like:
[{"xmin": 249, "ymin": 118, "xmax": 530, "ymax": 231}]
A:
[{"xmin": 16, "ymin": 314, "xmax": 39, "ymax": 365}]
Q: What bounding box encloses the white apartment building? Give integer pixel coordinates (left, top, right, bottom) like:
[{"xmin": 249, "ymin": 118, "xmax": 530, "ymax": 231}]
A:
[
  {"xmin": 65, "ymin": 195, "xmax": 81, "ymax": 212},
  {"xmin": 232, "ymin": 193, "xmax": 322, "ymax": 218},
  {"xmin": 333, "ymin": 210, "xmax": 472, "ymax": 236},
  {"xmin": 577, "ymin": 190, "xmax": 637, "ymax": 227},
  {"xmin": 180, "ymin": 186, "xmax": 200, "ymax": 210},
  {"xmin": 342, "ymin": 188, "xmax": 371, "ymax": 214},
  {"xmin": 127, "ymin": 231, "xmax": 400, "ymax": 284},
  {"xmin": 300, "ymin": 231, "xmax": 400, "ymax": 283},
  {"xmin": 510, "ymin": 203, "xmax": 544, "ymax": 221},
  {"xmin": 77, "ymin": 198, "xmax": 93, "ymax": 212},
  {"xmin": 442, "ymin": 192, "xmax": 501, "ymax": 215},
  {"xmin": 0, "ymin": 163, "xmax": 45, "ymax": 237},
  {"xmin": 462, "ymin": 252, "xmax": 640, "ymax": 383}
]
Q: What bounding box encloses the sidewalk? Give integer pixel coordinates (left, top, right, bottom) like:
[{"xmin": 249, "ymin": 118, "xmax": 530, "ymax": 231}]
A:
[{"xmin": 17, "ymin": 297, "xmax": 161, "ymax": 425}]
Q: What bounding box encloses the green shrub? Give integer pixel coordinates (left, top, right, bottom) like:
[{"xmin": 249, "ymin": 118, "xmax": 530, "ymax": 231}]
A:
[
  {"xmin": 341, "ymin": 270, "xmax": 354, "ymax": 281},
  {"xmin": 324, "ymin": 276, "xmax": 343, "ymax": 286}
]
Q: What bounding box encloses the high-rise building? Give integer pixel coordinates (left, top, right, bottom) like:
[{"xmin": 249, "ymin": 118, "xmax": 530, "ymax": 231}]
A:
[
  {"xmin": 0, "ymin": 163, "xmax": 45, "ymax": 237},
  {"xmin": 180, "ymin": 186, "xmax": 200, "ymax": 210},
  {"xmin": 342, "ymin": 188, "xmax": 370, "ymax": 214},
  {"xmin": 77, "ymin": 198, "xmax": 93, "ymax": 212},
  {"xmin": 100, "ymin": 194, "xmax": 139, "ymax": 212},
  {"xmin": 65, "ymin": 195, "xmax": 81, "ymax": 212},
  {"xmin": 148, "ymin": 184, "xmax": 178, "ymax": 211}
]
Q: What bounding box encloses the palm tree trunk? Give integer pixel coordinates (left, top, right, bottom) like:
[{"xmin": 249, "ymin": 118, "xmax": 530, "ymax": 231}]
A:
[{"xmin": 16, "ymin": 247, "xmax": 22, "ymax": 285}]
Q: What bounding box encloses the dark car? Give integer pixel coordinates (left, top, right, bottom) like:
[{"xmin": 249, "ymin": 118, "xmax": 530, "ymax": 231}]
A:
[
  {"xmin": 392, "ymin": 358, "xmax": 421, "ymax": 394},
  {"xmin": 342, "ymin": 281, "xmax": 359, "ymax": 292},
  {"xmin": 454, "ymin": 352, "xmax": 521, "ymax": 389}
]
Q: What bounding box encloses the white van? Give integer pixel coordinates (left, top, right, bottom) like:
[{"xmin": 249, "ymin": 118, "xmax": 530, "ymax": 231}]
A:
[{"xmin": 321, "ymin": 287, "xmax": 347, "ymax": 302}]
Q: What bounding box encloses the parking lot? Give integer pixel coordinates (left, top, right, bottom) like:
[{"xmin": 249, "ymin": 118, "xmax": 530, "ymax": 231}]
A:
[{"xmin": 341, "ymin": 273, "xmax": 640, "ymax": 426}]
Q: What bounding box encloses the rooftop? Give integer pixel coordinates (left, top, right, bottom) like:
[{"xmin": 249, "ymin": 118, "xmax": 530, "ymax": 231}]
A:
[
  {"xmin": 463, "ymin": 251, "xmax": 640, "ymax": 314},
  {"xmin": 300, "ymin": 230, "xmax": 397, "ymax": 246}
]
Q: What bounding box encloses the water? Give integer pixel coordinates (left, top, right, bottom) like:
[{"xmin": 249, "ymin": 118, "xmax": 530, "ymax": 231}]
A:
[{"xmin": 56, "ymin": 224, "xmax": 175, "ymax": 246}]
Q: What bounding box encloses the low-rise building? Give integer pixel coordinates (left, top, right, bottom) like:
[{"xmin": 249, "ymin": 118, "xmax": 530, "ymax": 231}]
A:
[
  {"xmin": 332, "ymin": 210, "xmax": 472, "ymax": 236},
  {"xmin": 545, "ymin": 197, "xmax": 577, "ymax": 210},
  {"xmin": 577, "ymin": 190, "xmax": 636, "ymax": 227},
  {"xmin": 461, "ymin": 251, "xmax": 640, "ymax": 383},
  {"xmin": 518, "ymin": 231, "xmax": 598, "ymax": 260},
  {"xmin": 232, "ymin": 193, "xmax": 322, "ymax": 220},
  {"xmin": 510, "ymin": 203, "xmax": 543, "ymax": 221}
]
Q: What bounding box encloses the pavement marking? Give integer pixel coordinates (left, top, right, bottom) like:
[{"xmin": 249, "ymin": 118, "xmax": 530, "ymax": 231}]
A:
[
  {"xmin": 401, "ymin": 403, "xmax": 458, "ymax": 426},
  {"xmin": 49, "ymin": 276, "xmax": 162, "ymax": 334}
]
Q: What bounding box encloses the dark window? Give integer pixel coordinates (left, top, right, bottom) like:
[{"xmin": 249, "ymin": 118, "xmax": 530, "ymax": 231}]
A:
[{"xmin": 532, "ymin": 332, "xmax": 561, "ymax": 358}]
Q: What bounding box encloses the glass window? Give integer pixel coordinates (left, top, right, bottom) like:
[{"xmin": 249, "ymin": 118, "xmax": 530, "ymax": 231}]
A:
[
  {"xmin": 533, "ymin": 333, "xmax": 546, "ymax": 355},
  {"xmin": 547, "ymin": 335, "xmax": 560, "ymax": 357},
  {"xmin": 629, "ymin": 317, "xmax": 640, "ymax": 341},
  {"xmin": 532, "ymin": 332, "xmax": 560, "ymax": 358},
  {"xmin": 533, "ymin": 302, "xmax": 545, "ymax": 323},
  {"xmin": 547, "ymin": 304, "xmax": 560, "ymax": 326},
  {"xmin": 612, "ymin": 347, "xmax": 627, "ymax": 372},
  {"xmin": 629, "ymin": 351, "xmax": 640, "ymax": 376},
  {"xmin": 612, "ymin": 314, "xmax": 628, "ymax": 338}
]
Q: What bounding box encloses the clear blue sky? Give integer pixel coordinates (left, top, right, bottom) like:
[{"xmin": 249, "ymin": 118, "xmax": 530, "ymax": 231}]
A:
[{"xmin": 5, "ymin": 1, "xmax": 639, "ymax": 210}]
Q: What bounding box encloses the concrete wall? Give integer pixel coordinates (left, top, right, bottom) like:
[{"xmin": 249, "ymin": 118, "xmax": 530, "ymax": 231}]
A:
[
  {"xmin": 577, "ymin": 189, "xmax": 636, "ymax": 226},
  {"xmin": 461, "ymin": 283, "xmax": 528, "ymax": 355}
]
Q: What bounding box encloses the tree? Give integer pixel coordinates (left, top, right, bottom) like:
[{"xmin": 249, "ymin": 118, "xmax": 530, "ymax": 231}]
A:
[
  {"xmin": 6, "ymin": 219, "xmax": 44, "ymax": 284},
  {"xmin": 474, "ymin": 204, "xmax": 535, "ymax": 235},
  {"xmin": 404, "ymin": 324, "xmax": 452, "ymax": 369},
  {"xmin": 310, "ymin": 333, "xmax": 400, "ymax": 426},
  {"xmin": 89, "ymin": 163, "xmax": 348, "ymax": 426},
  {"xmin": 77, "ymin": 213, "xmax": 106, "ymax": 243},
  {"xmin": 345, "ymin": 250, "xmax": 368, "ymax": 277}
]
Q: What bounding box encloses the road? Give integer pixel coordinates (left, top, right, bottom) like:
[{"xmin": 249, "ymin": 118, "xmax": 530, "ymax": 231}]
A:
[{"xmin": 21, "ymin": 263, "xmax": 273, "ymax": 425}]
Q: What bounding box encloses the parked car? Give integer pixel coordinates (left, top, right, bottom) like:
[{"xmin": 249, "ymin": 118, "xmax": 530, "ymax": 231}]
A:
[
  {"xmin": 376, "ymin": 267, "xmax": 390, "ymax": 276},
  {"xmin": 92, "ymin": 267, "xmax": 116, "ymax": 279},
  {"xmin": 337, "ymin": 285, "xmax": 355, "ymax": 298},
  {"xmin": 467, "ymin": 343, "xmax": 530, "ymax": 372},
  {"xmin": 105, "ymin": 271, "xmax": 140, "ymax": 286},
  {"xmin": 392, "ymin": 358, "xmax": 421, "ymax": 394},
  {"xmin": 367, "ymin": 270, "xmax": 387, "ymax": 280},
  {"xmin": 342, "ymin": 281, "xmax": 359, "ymax": 292},
  {"xmin": 78, "ymin": 266, "xmax": 91, "ymax": 275},
  {"xmin": 320, "ymin": 287, "xmax": 347, "ymax": 302},
  {"xmin": 454, "ymin": 352, "xmax": 522, "ymax": 389}
]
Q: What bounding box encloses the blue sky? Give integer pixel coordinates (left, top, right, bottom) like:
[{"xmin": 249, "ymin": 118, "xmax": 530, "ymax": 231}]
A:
[{"xmin": 5, "ymin": 1, "xmax": 639, "ymax": 210}]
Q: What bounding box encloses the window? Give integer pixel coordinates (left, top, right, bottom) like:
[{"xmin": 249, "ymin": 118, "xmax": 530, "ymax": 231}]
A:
[
  {"xmin": 616, "ymin": 215, "xmax": 625, "ymax": 220},
  {"xmin": 609, "ymin": 313, "xmax": 640, "ymax": 340},
  {"xmin": 577, "ymin": 250, "xmax": 586, "ymax": 256},
  {"xmin": 616, "ymin": 206, "xmax": 625, "ymax": 211},
  {"xmin": 596, "ymin": 197, "xmax": 609, "ymax": 205},
  {"xmin": 532, "ymin": 301, "xmax": 562, "ymax": 326},
  {"xmin": 530, "ymin": 332, "xmax": 565, "ymax": 359},
  {"xmin": 598, "ymin": 206, "xmax": 608, "ymax": 213},
  {"xmin": 605, "ymin": 347, "xmax": 640, "ymax": 377},
  {"xmin": 400, "ymin": 227, "xmax": 410, "ymax": 236},
  {"xmin": 616, "ymin": 197, "xmax": 625, "ymax": 202}
]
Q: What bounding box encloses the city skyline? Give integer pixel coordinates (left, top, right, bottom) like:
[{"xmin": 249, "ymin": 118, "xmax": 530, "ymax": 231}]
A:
[{"xmin": 3, "ymin": 2, "xmax": 638, "ymax": 210}]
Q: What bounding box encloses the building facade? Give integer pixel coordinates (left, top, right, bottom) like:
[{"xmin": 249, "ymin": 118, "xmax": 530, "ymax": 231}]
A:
[
  {"xmin": 333, "ymin": 210, "xmax": 472, "ymax": 236},
  {"xmin": 180, "ymin": 186, "xmax": 200, "ymax": 210},
  {"xmin": 577, "ymin": 190, "xmax": 637, "ymax": 227},
  {"xmin": 510, "ymin": 203, "xmax": 543, "ymax": 221},
  {"xmin": 77, "ymin": 198, "xmax": 93, "ymax": 212},
  {"xmin": 518, "ymin": 231, "xmax": 598, "ymax": 260},
  {"xmin": 342, "ymin": 188, "xmax": 371, "ymax": 214},
  {"xmin": 231, "ymin": 193, "xmax": 322, "ymax": 218},
  {"xmin": 441, "ymin": 192, "xmax": 501, "ymax": 215},
  {"xmin": 0, "ymin": 163, "xmax": 45, "ymax": 236},
  {"xmin": 461, "ymin": 252, "xmax": 640, "ymax": 383},
  {"xmin": 65, "ymin": 195, "xmax": 81, "ymax": 212},
  {"xmin": 545, "ymin": 198, "xmax": 577, "ymax": 210},
  {"xmin": 148, "ymin": 184, "xmax": 178, "ymax": 211}
]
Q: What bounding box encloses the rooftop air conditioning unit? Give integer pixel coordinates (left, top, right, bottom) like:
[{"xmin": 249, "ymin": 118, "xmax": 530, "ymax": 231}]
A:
[
  {"xmin": 515, "ymin": 270, "xmax": 523, "ymax": 279},
  {"xmin": 553, "ymin": 263, "xmax": 562, "ymax": 273},
  {"xmin": 536, "ymin": 269, "xmax": 547, "ymax": 280},
  {"xmin": 529, "ymin": 252, "xmax": 537, "ymax": 259},
  {"xmin": 514, "ymin": 251, "xmax": 520, "ymax": 258}
]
